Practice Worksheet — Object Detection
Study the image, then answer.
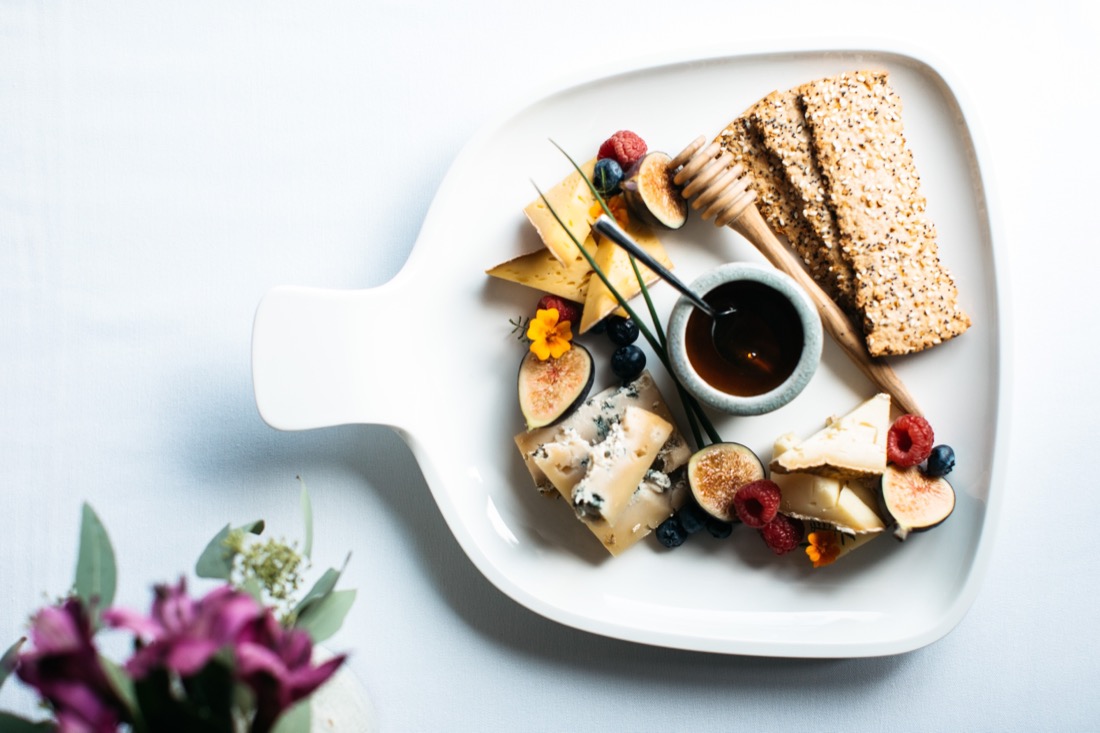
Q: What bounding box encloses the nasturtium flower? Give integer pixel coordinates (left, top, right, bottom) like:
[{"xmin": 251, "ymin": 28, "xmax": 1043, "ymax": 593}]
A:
[
  {"xmin": 805, "ymin": 531, "xmax": 841, "ymax": 569},
  {"xmin": 588, "ymin": 194, "xmax": 630, "ymax": 228},
  {"xmin": 526, "ymin": 307, "xmax": 573, "ymax": 361}
]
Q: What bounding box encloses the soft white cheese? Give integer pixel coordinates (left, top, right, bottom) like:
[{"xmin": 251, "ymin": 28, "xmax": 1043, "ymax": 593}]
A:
[{"xmin": 770, "ymin": 393, "xmax": 891, "ymax": 479}]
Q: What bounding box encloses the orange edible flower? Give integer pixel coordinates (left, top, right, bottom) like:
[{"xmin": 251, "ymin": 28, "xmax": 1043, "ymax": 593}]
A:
[
  {"xmin": 805, "ymin": 531, "xmax": 841, "ymax": 569},
  {"xmin": 526, "ymin": 307, "xmax": 573, "ymax": 361},
  {"xmin": 588, "ymin": 194, "xmax": 630, "ymax": 229}
]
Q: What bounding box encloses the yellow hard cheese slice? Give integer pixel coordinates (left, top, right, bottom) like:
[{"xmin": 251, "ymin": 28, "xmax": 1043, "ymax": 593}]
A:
[
  {"xmin": 770, "ymin": 393, "xmax": 890, "ymax": 479},
  {"xmin": 485, "ymin": 247, "xmax": 592, "ymax": 304},
  {"xmin": 578, "ymin": 221, "xmax": 672, "ymax": 333},
  {"xmin": 524, "ymin": 157, "xmax": 598, "ymax": 264}
]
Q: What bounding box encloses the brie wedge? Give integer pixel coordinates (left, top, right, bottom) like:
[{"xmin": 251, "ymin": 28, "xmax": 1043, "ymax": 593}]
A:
[{"xmin": 770, "ymin": 393, "xmax": 891, "ymax": 479}]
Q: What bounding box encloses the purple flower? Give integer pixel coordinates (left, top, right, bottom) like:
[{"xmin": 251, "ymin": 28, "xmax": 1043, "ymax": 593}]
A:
[
  {"xmin": 237, "ymin": 613, "xmax": 345, "ymax": 733},
  {"xmin": 103, "ymin": 578, "xmax": 261, "ymax": 679},
  {"xmin": 16, "ymin": 598, "xmax": 125, "ymax": 733}
]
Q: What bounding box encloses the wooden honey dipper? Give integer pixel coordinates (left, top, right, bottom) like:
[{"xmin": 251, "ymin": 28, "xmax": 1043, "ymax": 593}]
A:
[{"xmin": 669, "ymin": 136, "xmax": 921, "ymax": 416}]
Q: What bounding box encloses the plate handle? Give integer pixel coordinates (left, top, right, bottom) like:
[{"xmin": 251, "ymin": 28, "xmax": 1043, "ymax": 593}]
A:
[{"xmin": 251, "ymin": 284, "xmax": 412, "ymax": 431}]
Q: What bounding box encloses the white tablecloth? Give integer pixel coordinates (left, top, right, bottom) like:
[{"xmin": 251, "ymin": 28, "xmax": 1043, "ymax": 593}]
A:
[{"xmin": 3, "ymin": 2, "xmax": 1099, "ymax": 730}]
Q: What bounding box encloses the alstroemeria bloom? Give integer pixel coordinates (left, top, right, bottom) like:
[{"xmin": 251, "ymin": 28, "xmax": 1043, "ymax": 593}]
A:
[
  {"xmin": 526, "ymin": 307, "xmax": 573, "ymax": 361},
  {"xmin": 16, "ymin": 598, "xmax": 125, "ymax": 733},
  {"xmin": 237, "ymin": 612, "xmax": 345, "ymax": 733},
  {"xmin": 103, "ymin": 578, "xmax": 262, "ymax": 679}
]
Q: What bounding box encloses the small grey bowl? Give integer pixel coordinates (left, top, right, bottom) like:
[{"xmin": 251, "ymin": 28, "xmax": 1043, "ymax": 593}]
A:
[{"xmin": 666, "ymin": 263, "xmax": 823, "ymax": 416}]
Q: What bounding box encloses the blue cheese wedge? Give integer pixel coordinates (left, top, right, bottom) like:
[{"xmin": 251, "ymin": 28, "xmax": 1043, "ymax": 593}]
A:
[
  {"xmin": 515, "ymin": 372, "xmax": 691, "ymax": 555},
  {"xmin": 533, "ymin": 405, "xmax": 673, "ymax": 526},
  {"xmin": 769, "ymin": 393, "xmax": 890, "ymax": 479},
  {"xmin": 524, "ymin": 157, "xmax": 599, "ymax": 264}
]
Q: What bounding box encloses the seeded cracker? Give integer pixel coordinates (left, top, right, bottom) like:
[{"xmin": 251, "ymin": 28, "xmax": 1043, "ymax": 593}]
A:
[
  {"xmin": 748, "ymin": 90, "xmax": 856, "ymax": 312},
  {"xmin": 714, "ymin": 109, "xmax": 825, "ymax": 286},
  {"xmin": 800, "ymin": 71, "xmax": 970, "ymax": 356}
]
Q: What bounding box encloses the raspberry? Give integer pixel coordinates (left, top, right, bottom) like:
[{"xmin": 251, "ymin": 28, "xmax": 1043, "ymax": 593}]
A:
[
  {"xmin": 887, "ymin": 414, "xmax": 935, "ymax": 467},
  {"xmin": 759, "ymin": 514, "xmax": 804, "ymax": 555},
  {"xmin": 535, "ymin": 295, "xmax": 581, "ymax": 326},
  {"xmin": 732, "ymin": 479, "xmax": 781, "ymax": 528},
  {"xmin": 598, "ymin": 130, "xmax": 647, "ymax": 170}
]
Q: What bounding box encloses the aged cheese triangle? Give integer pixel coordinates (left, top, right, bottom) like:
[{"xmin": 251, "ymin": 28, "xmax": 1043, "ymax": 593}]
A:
[
  {"xmin": 578, "ymin": 221, "xmax": 672, "ymax": 333},
  {"xmin": 769, "ymin": 393, "xmax": 890, "ymax": 479},
  {"xmin": 485, "ymin": 246, "xmax": 593, "ymax": 303},
  {"xmin": 524, "ymin": 157, "xmax": 599, "ymax": 264}
]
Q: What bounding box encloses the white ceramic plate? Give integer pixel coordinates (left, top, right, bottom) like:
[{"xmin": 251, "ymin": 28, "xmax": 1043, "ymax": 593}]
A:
[{"xmin": 252, "ymin": 43, "xmax": 1010, "ymax": 657}]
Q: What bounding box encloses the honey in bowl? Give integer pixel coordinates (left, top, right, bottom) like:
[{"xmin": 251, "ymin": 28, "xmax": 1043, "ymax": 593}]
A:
[{"xmin": 684, "ymin": 280, "xmax": 805, "ymax": 397}]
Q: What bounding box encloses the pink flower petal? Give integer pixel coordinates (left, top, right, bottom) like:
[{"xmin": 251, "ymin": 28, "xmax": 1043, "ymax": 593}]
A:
[
  {"xmin": 29, "ymin": 606, "xmax": 82, "ymax": 654},
  {"xmin": 102, "ymin": 607, "xmax": 163, "ymax": 640},
  {"xmin": 164, "ymin": 638, "xmax": 220, "ymax": 677}
]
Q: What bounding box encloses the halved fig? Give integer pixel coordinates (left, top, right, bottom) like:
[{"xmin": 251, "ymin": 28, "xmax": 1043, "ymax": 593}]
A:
[
  {"xmin": 880, "ymin": 464, "xmax": 956, "ymax": 540},
  {"xmin": 687, "ymin": 442, "xmax": 766, "ymax": 522},
  {"xmin": 518, "ymin": 345, "xmax": 594, "ymax": 431},
  {"xmin": 621, "ymin": 152, "xmax": 688, "ymax": 230}
]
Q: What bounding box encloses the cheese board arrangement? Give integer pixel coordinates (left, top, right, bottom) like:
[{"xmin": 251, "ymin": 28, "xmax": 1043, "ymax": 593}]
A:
[{"xmin": 252, "ymin": 44, "xmax": 1009, "ymax": 657}]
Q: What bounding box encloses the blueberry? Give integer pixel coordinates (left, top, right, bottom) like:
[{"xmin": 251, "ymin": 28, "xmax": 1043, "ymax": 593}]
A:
[
  {"xmin": 655, "ymin": 516, "xmax": 687, "ymax": 548},
  {"xmin": 925, "ymin": 444, "xmax": 956, "ymax": 477},
  {"xmin": 678, "ymin": 501, "xmax": 709, "ymax": 534},
  {"xmin": 610, "ymin": 345, "xmax": 646, "ymax": 382},
  {"xmin": 605, "ymin": 316, "xmax": 639, "ymax": 346},
  {"xmin": 593, "ymin": 158, "xmax": 623, "ymax": 195},
  {"xmin": 705, "ymin": 516, "xmax": 734, "ymax": 539}
]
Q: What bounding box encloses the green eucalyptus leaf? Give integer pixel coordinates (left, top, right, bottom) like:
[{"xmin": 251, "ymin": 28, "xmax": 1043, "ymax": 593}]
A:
[
  {"xmin": 74, "ymin": 503, "xmax": 117, "ymax": 613},
  {"xmin": 195, "ymin": 520, "xmax": 264, "ymax": 580},
  {"xmin": 299, "ymin": 478, "xmax": 313, "ymax": 560},
  {"xmin": 1, "ymin": 638, "xmax": 25, "ymax": 691},
  {"xmin": 0, "ymin": 712, "xmax": 55, "ymax": 732},
  {"xmin": 270, "ymin": 698, "xmax": 311, "ymax": 733},
  {"xmin": 295, "ymin": 589, "xmax": 356, "ymax": 644},
  {"xmin": 291, "ymin": 566, "xmax": 339, "ymax": 620}
]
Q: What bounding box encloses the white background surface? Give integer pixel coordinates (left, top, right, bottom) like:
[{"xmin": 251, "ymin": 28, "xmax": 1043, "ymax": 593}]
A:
[{"xmin": 2, "ymin": 1, "xmax": 1098, "ymax": 731}]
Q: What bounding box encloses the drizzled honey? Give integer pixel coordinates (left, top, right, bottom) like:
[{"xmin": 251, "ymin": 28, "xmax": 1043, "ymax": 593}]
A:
[{"xmin": 684, "ymin": 280, "xmax": 804, "ymax": 397}]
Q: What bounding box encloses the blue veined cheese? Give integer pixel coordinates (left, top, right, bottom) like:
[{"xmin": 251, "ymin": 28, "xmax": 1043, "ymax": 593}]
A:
[
  {"xmin": 515, "ymin": 372, "xmax": 689, "ymax": 493},
  {"xmin": 515, "ymin": 372, "xmax": 691, "ymax": 555},
  {"xmin": 533, "ymin": 405, "xmax": 673, "ymax": 525},
  {"xmin": 769, "ymin": 393, "xmax": 890, "ymax": 479}
]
